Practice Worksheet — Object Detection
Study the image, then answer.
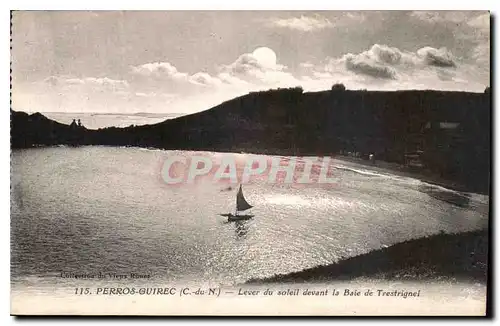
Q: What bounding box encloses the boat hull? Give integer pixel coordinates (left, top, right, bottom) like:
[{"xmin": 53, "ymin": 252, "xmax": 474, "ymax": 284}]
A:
[{"xmin": 220, "ymin": 213, "xmax": 254, "ymax": 222}]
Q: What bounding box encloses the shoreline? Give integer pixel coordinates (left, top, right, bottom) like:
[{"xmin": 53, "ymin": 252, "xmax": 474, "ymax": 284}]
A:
[
  {"xmin": 15, "ymin": 143, "xmax": 488, "ymax": 196},
  {"xmin": 331, "ymin": 155, "xmax": 487, "ymax": 195},
  {"xmin": 246, "ymin": 229, "xmax": 489, "ymax": 284}
]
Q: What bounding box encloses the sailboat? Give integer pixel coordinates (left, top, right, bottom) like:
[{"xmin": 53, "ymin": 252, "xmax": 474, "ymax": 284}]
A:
[{"xmin": 220, "ymin": 184, "xmax": 254, "ymax": 222}]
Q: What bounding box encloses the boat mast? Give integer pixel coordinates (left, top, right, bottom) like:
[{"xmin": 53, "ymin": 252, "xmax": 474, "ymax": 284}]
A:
[
  {"xmin": 234, "ymin": 183, "xmax": 241, "ymax": 216},
  {"xmin": 235, "ymin": 184, "xmax": 239, "ymax": 216}
]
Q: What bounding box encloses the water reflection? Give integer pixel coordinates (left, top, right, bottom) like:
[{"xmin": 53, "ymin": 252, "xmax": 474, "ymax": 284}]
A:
[
  {"xmin": 11, "ymin": 147, "xmax": 489, "ymax": 286},
  {"xmin": 11, "ymin": 182, "xmax": 25, "ymax": 210},
  {"xmin": 220, "ymin": 219, "xmax": 250, "ymax": 238},
  {"xmin": 234, "ymin": 221, "xmax": 249, "ymax": 238}
]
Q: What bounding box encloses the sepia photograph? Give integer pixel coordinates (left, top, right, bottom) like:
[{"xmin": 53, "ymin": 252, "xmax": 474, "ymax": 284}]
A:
[{"xmin": 10, "ymin": 10, "xmax": 491, "ymax": 316}]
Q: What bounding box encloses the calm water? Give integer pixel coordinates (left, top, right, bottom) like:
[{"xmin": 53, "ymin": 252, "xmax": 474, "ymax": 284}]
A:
[{"xmin": 11, "ymin": 147, "xmax": 489, "ymax": 289}]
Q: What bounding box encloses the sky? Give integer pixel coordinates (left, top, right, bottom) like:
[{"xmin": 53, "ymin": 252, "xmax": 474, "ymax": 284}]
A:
[{"xmin": 11, "ymin": 11, "xmax": 490, "ymax": 114}]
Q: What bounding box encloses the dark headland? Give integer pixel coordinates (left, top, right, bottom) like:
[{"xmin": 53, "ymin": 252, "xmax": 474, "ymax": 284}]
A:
[{"xmin": 11, "ymin": 86, "xmax": 491, "ymax": 194}]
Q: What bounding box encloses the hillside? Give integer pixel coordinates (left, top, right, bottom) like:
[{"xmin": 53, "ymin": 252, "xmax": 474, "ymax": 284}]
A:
[
  {"xmin": 246, "ymin": 229, "xmax": 489, "ymax": 284},
  {"xmin": 10, "ymin": 87, "xmax": 491, "ymax": 193}
]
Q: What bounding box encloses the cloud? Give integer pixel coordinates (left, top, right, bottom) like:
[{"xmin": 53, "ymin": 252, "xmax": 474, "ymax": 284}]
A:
[
  {"xmin": 224, "ymin": 53, "xmax": 268, "ymax": 76},
  {"xmin": 269, "ymin": 15, "xmax": 334, "ymax": 32},
  {"xmin": 267, "ymin": 13, "xmax": 368, "ymax": 32},
  {"xmin": 416, "ymin": 47, "xmax": 456, "ymax": 68},
  {"xmin": 471, "ymin": 43, "xmax": 490, "ymax": 66},
  {"xmin": 334, "ymin": 44, "xmax": 445, "ymax": 80},
  {"xmin": 44, "ymin": 76, "xmax": 129, "ymax": 89},
  {"xmin": 134, "ymin": 92, "xmax": 150, "ymax": 97},
  {"xmin": 43, "ymin": 76, "xmax": 60, "ymax": 86},
  {"xmin": 296, "ymin": 42, "xmax": 488, "ymax": 94},
  {"xmin": 131, "ymin": 62, "xmax": 188, "ymax": 81},
  {"xmin": 65, "ymin": 78, "xmax": 85, "ymax": 85},
  {"xmin": 83, "ymin": 77, "xmax": 130, "ymax": 89},
  {"xmin": 465, "ymin": 13, "xmax": 490, "ymax": 67},
  {"xmin": 410, "ymin": 11, "xmax": 489, "ymax": 69},
  {"xmin": 223, "ymin": 52, "xmax": 285, "ymax": 75},
  {"xmin": 467, "ymin": 13, "xmax": 490, "ymax": 30},
  {"xmin": 343, "ymin": 53, "xmax": 397, "ymax": 79},
  {"xmin": 299, "ymin": 62, "xmax": 314, "ymax": 69},
  {"xmin": 50, "ymin": 44, "xmax": 478, "ymax": 99},
  {"xmin": 30, "ymin": 42, "xmax": 487, "ymax": 114},
  {"xmin": 332, "ymin": 44, "xmax": 457, "ymax": 80},
  {"xmin": 217, "ymin": 72, "xmax": 249, "ymax": 86},
  {"xmin": 43, "ymin": 44, "xmax": 471, "ymax": 97},
  {"xmin": 130, "ymin": 61, "xmax": 231, "ymax": 95},
  {"xmin": 220, "ymin": 51, "xmax": 295, "ymax": 86},
  {"xmin": 38, "ymin": 43, "xmax": 470, "ymax": 111},
  {"xmin": 410, "ymin": 11, "xmax": 471, "ymax": 24},
  {"xmin": 122, "ymin": 48, "xmax": 300, "ymax": 108},
  {"xmin": 342, "ymin": 12, "xmax": 367, "ymax": 23},
  {"xmin": 338, "ymin": 44, "xmax": 417, "ymax": 80},
  {"xmin": 369, "ymin": 44, "xmax": 405, "ymax": 65},
  {"xmin": 189, "ymin": 72, "xmax": 223, "ymax": 87},
  {"xmin": 130, "ymin": 91, "xmax": 176, "ymax": 99},
  {"xmin": 130, "ymin": 59, "xmax": 265, "ymax": 90}
]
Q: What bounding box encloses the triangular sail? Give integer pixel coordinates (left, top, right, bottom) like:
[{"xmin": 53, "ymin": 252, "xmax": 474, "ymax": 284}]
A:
[{"xmin": 236, "ymin": 184, "xmax": 253, "ymax": 212}]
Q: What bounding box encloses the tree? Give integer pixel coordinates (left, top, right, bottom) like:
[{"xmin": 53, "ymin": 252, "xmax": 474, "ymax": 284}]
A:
[
  {"xmin": 331, "ymin": 83, "xmax": 346, "ymax": 91},
  {"xmin": 484, "ymin": 86, "xmax": 490, "ymax": 94}
]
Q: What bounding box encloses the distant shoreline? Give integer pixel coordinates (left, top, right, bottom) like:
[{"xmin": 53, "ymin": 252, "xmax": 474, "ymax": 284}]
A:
[{"xmin": 20, "ymin": 111, "xmax": 184, "ymax": 116}]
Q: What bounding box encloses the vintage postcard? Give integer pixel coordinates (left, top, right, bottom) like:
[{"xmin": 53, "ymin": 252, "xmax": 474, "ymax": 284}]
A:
[{"xmin": 10, "ymin": 10, "xmax": 490, "ymax": 316}]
